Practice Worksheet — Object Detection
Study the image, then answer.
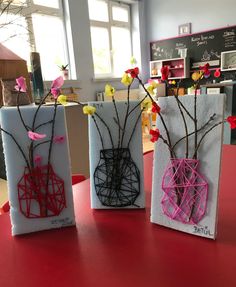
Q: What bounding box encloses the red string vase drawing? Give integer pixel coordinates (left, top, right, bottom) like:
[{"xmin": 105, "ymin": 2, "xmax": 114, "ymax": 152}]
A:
[
  {"xmin": 94, "ymin": 148, "xmax": 140, "ymax": 207},
  {"xmin": 18, "ymin": 164, "xmax": 66, "ymax": 218},
  {"xmin": 161, "ymin": 158, "xmax": 208, "ymax": 224}
]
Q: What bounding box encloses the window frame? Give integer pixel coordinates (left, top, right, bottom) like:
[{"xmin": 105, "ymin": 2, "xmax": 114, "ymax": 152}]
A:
[
  {"xmin": 0, "ymin": 0, "xmax": 70, "ymax": 80},
  {"xmin": 89, "ymin": 0, "xmax": 132, "ymax": 79}
]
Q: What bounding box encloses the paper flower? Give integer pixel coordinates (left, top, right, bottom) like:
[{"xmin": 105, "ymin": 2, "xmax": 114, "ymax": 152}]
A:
[
  {"xmin": 214, "ymin": 68, "xmax": 221, "ymax": 78},
  {"xmin": 125, "ymin": 67, "xmax": 139, "ymax": 78},
  {"xmin": 200, "ymin": 63, "xmax": 211, "ymax": 78},
  {"xmin": 226, "ymin": 116, "xmax": 236, "ymax": 129},
  {"xmin": 15, "ymin": 76, "xmax": 27, "ymax": 92},
  {"xmin": 147, "ymin": 81, "xmax": 158, "ymax": 96},
  {"xmin": 28, "ymin": 131, "xmax": 46, "ymax": 141},
  {"xmin": 51, "ymin": 88, "xmax": 60, "ymax": 99},
  {"xmin": 151, "ymin": 102, "xmax": 161, "ymax": 113},
  {"xmin": 51, "ymin": 76, "xmax": 64, "ymax": 99},
  {"xmin": 161, "ymin": 66, "xmax": 169, "ymax": 81},
  {"xmin": 53, "ymin": 135, "xmax": 65, "ymax": 143},
  {"xmin": 150, "ymin": 128, "xmax": 160, "ymax": 142},
  {"xmin": 121, "ymin": 73, "xmax": 133, "ymax": 86},
  {"xmin": 34, "ymin": 154, "xmax": 42, "ymax": 166},
  {"xmin": 57, "ymin": 95, "xmax": 67, "ymax": 106},
  {"xmin": 83, "ymin": 105, "xmax": 96, "ymax": 115},
  {"xmin": 141, "ymin": 98, "xmax": 152, "ymax": 111},
  {"xmin": 130, "ymin": 56, "xmax": 137, "ymax": 65},
  {"xmin": 105, "ymin": 84, "xmax": 115, "ymax": 97},
  {"xmin": 191, "ymin": 71, "xmax": 202, "ymax": 82}
]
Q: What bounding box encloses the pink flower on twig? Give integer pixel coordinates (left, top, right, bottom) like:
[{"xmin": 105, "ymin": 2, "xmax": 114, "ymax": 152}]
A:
[
  {"xmin": 34, "ymin": 154, "xmax": 42, "ymax": 166},
  {"xmin": 50, "ymin": 76, "xmax": 64, "ymax": 99},
  {"xmin": 15, "ymin": 76, "xmax": 27, "ymax": 92},
  {"xmin": 53, "ymin": 135, "xmax": 65, "ymax": 144},
  {"xmin": 28, "ymin": 131, "xmax": 46, "ymax": 141}
]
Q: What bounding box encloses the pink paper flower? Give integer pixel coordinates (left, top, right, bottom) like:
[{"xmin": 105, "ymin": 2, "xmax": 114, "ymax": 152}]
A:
[
  {"xmin": 28, "ymin": 131, "xmax": 46, "ymax": 141},
  {"xmin": 34, "ymin": 154, "xmax": 42, "ymax": 166},
  {"xmin": 15, "ymin": 76, "xmax": 27, "ymax": 92},
  {"xmin": 50, "ymin": 76, "xmax": 64, "ymax": 99},
  {"xmin": 53, "ymin": 135, "xmax": 65, "ymax": 144}
]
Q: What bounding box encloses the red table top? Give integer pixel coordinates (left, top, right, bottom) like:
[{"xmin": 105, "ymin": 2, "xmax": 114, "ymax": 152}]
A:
[{"xmin": 0, "ymin": 145, "xmax": 236, "ymax": 287}]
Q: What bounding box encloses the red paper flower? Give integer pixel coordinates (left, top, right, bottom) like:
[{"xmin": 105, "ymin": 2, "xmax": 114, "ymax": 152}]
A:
[
  {"xmin": 214, "ymin": 68, "xmax": 221, "ymax": 78},
  {"xmin": 125, "ymin": 67, "xmax": 139, "ymax": 78},
  {"xmin": 161, "ymin": 66, "xmax": 169, "ymax": 81},
  {"xmin": 226, "ymin": 116, "xmax": 236, "ymax": 129},
  {"xmin": 151, "ymin": 102, "xmax": 161, "ymax": 113},
  {"xmin": 200, "ymin": 63, "xmax": 211, "ymax": 78},
  {"xmin": 149, "ymin": 128, "xmax": 160, "ymax": 142}
]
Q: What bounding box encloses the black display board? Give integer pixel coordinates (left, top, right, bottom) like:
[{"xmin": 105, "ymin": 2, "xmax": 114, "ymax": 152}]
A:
[{"xmin": 150, "ymin": 25, "xmax": 236, "ymax": 69}]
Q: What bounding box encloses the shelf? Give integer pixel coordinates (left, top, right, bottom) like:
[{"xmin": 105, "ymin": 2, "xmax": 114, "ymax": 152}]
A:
[
  {"xmin": 150, "ymin": 57, "xmax": 189, "ymax": 79},
  {"xmin": 169, "ymin": 67, "xmax": 184, "ymax": 70}
]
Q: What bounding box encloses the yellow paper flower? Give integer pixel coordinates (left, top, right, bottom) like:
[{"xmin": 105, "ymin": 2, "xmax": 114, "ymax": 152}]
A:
[
  {"xmin": 147, "ymin": 81, "xmax": 158, "ymax": 95},
  {"xmin": 130, "ymin": 56, "xmax": 137, "ymax": 65},
  {"xmin": 57, "ymin": 95, "xmax": 67, "ymax": 106},
  {"xmin": 83, "ymin": 105, "xmax": 96, "ymax": 115},
  {"xmin": 171, "ymin": 80, "xmax": 176, "ymax": 85},
  {"xmin": 105, "ymin": 84, "xmax": 115, "ymax": 97},
  {"xmin": 192, "ymin": 71, "xmax": 203, "ymax": 82},
  {"xmin": 121, "ymin": 73, "xmax": 133, "ymax": 86},
  {"xmin": 141, "ymin": 98, "xmax": 152, "ymax": 111}
]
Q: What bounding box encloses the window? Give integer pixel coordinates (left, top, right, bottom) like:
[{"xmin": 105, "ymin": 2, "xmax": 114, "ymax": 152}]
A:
[
  {"xmin": 0, "ymin": 0, "xmax": 68, "ymax": 80},
  {"xmin": 88, "ymin": 0, "xmax": 132, "ymax": 78}
]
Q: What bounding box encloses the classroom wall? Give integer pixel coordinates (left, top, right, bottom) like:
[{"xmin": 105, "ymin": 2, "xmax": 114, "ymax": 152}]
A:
[
  {"xmin": 145, "ymin": 0, "xmax": 236, "ymax": 41},
  {"xmin": 141, "ymin": 0, "xmax": 236, "ymax": 79}
]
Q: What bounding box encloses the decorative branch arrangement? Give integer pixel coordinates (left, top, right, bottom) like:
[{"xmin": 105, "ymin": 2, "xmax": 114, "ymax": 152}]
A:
[
  {"xmin": 82, "ymin": 69, "xmax": 146, "ymax": 207},
  {"xmin": 0, "ymin": 76, "xmax": 67, "ymax": 218},
  {"xmin": 121, "ymin": 64, "xmax": 236, "ymax": 224}
]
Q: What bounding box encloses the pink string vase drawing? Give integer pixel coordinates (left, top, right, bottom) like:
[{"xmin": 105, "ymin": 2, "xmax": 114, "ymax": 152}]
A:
[{"xmin": 161, "ymin": 158, "xmax": 208, "ymax": 224}]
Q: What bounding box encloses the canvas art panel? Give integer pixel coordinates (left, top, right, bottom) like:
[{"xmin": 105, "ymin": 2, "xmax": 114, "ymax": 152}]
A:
[
  {"xmin": 0, "ymin": 105, "xmax": 75, "ymax": 235},
  {"xmin": 151, "ymin": 94, "xmax": 225, "ymax": 239},
  {"xmin": 88, "ymin": 101, "xmax": 145, "ymax": 209}
]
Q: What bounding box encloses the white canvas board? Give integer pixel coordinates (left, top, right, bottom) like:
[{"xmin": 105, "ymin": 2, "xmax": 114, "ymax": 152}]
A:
[
  {"xmin": 151, "ymin": 94, "xmax": 225, "ymax": 239},
  {"xmin": 88, "ymin": 101, "xmax": 145, "ymax": 209},
  {"xmin": 0, "ymin": 105, "xmax": 75, "ymax": 235}
]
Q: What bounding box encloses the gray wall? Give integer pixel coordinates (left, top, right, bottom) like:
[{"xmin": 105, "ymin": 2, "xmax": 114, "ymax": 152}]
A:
[{"xmin": 145, "ymin": 0, "xmax": 236, "ymax": 41}]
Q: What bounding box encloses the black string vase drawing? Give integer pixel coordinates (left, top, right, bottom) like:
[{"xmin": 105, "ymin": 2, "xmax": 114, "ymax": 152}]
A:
[
  {"xmin": 85, "ymin": 84, "xmax": 144, "ymax": 208},
  {"xmin": 94, "ymin": 148, "xmax": 140, "ymax": 207}
]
